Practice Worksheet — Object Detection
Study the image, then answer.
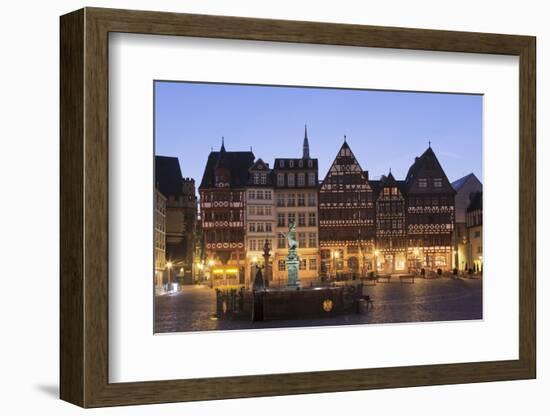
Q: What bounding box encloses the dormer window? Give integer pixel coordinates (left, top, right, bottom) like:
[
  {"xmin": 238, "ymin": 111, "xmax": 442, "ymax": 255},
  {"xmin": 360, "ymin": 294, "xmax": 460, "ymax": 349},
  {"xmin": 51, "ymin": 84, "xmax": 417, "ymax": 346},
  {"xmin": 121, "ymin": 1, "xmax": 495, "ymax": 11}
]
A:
[
  {"xmin": 289, "ymin": 160, "xmax": 294, "ymax": 168},
  {"xmin": 308, "ymin": 160, "xmax": 313, "ymax": 167},
  {"xmin": 253, "ymin": 173, "xmax": 260, "ymax": 184},
  {"xmin": 260, "ymin": 173, "xmax": 267, "ymax": 184},
  {"xmin": 279, "ymin": 160, "xmax": 285, "ymax": 168},
  {"xmin": 419, "ymin": 178, "xmax": 428, "ymax": 188},
  {"xmin": 434, "ymin": 178, "xmax": 443, "ymax": 188}
]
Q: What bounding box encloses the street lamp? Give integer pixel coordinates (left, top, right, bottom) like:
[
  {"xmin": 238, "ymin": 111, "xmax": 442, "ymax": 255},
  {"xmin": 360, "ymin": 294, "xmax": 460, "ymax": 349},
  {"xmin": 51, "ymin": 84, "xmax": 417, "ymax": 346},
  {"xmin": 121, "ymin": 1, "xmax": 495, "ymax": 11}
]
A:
[{"xmin": 166, "ymin": 261, "xmax": 173, "ymax": 293}]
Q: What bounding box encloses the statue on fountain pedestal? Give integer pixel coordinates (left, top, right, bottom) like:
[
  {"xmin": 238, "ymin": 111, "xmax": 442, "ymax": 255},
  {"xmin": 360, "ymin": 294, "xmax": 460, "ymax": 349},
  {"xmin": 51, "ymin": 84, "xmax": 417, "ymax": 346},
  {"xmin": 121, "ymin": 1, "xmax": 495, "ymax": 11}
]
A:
[{"xmin": 286, "ymin": 221, "xmax": 300, "ymax": 288}]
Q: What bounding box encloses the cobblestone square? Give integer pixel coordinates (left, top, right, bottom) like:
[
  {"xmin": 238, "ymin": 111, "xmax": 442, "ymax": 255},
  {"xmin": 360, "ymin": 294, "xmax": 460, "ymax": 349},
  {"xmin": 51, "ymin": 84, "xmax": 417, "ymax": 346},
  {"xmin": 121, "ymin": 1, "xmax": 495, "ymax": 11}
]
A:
[{"xmin": 154, "ymin": 277, "xmax": 482, "ymax": 333}]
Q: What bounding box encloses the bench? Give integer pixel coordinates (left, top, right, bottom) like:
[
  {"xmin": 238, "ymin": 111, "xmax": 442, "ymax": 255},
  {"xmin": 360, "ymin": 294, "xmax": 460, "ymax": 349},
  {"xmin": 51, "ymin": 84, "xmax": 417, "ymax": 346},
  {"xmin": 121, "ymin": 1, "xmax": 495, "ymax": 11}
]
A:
[
  {"xmin": 399, "ymin": 275, "xmax": 415, "ymax": 284},
  {"xmin": 376, "ymin": 274, "xmax": 391, "ymax": 283}
]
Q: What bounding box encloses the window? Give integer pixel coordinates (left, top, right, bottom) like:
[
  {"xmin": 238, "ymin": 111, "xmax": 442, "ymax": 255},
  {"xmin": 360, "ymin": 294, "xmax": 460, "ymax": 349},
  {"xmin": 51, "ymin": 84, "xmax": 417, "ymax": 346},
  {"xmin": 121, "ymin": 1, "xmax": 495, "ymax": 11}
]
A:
[
  {"xmin": 277, "ymin": 213, "xmax": 285, "ymax": 227},
  {"xmin": 299, "ymin": 160, "xmax": 303, "ymax": 167},
  {"xmin": 307, "ymin": 193, "xmax": 316, "ymax": 206},
  {"xmin": 253, "ymin": 173, "xmax": 260, "ymax": 184},
  {"xmin": 298, "ymin": 213, "xmax": 306, "ymax": 226},
  {"xmin": 287, "ymin": 173, "xmax": 295, "ymax": 187},
  {"xmin": 265, "ymin": 206, "xmax": 272, "ymax": 216},
  {"xmin": 419, "ymin": 178, "xmax": 428, "ymax": 188},
  {"xmin": 391, "ymin": 187, "xmax": 398, "ymax": 195},
  {"xmin": 288, "ymin": 213, "xmax": 296, "ymax": 226},
  {"xmin": 308, "ymin": 232, "xmax": 317, "ymax": 248},
  {"xmin": 249, "ymin": 239, "xmax": 256, "ymax": 251},
  {"xmin": 278, "ymin": 233, "xmax": 286, "ymax": 249},
  {"xmin": 249, "ymin": 223, "xmax": 256, "ymax": 232},
  {"xmin": 264, "ymin": 190, "xmax": 272, "ymax": 200},
  {"xmin": 298, "ymin": 173, "xmax": 305, "ymax": 186},
  {"xmin": 308, "ymin": 212, "xmax": 316, "ymax": 226},
  {"xmin": 298, "ymin": 193, "xmax": 305, "ymax": 206},
  {"xmin": 308, "ymin": 173, "xmax": 316, "ymax": 186},
  {"xmin": 257, "ymin": 223, "xmax": 265, "ymax": 232},
  {"xmin": 278, "ymin": 260, "xmax": 286, "ymax": 271},
  {"xmin": 287, "ymin": 193, "xmax": 296, "ymax": 206},
  {"xmin": 309, "ymin": 258, "xmax": 317, "ymax": 270},
  {"xmin": 248, "ymin": 190, "xmax": 255, "ymax": 200},
  {"xmin": 256, "ymin": 206, "xmax": 264, "ymax": 216},
  {"xmin": 260, "ymin": 173, "xmax": 267, "ymax": 185},
  {"xmin": 248, "ymin": 206, "xmax": 256, "ymax": 215},
  {"xmin": 298, "ymin": 232, "xmax": 306, "ymax": 247},
  {"xmin": 383, "ymin": 187, "xmax": 390, "ymax": 196},
  {"xmin": 279, "ymin": 160, "xmax": 285, "ymax": 168},
  {"xmin": 265, "ymin": 223, "xmax": 272, "ymax": 232},
  {"xmin": 434, "ymin": 178, "xmax": 443, "ymax": 188},
  {"xmin": 277, "ymin": 173, "xmax": 285, "ymax": 186},
  {"xmin": 276, "ymin": 193, "xmax": 285, "ymax": 207},
  {"xmin": 299, "ymin": 259, "xmax": 307, "ymax": 270},
  {"xmin": 289, "ymin": 160, "xmax": 294, "ymax": 168},
  {"xmin": 257, "ymin": 190, "xmax": 264, "ymax": 200},
  {"xmin": 308, "ymin": 160, "xmax": 313, "ymax": 167}
]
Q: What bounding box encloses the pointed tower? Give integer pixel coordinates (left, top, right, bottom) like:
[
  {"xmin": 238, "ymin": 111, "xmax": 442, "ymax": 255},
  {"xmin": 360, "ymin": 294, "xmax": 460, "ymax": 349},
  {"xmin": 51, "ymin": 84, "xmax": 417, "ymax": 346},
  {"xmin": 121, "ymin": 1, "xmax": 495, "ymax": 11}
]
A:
[{"xmin": 302, "ymin": 125, "xmax": 310, "ymax": 159}]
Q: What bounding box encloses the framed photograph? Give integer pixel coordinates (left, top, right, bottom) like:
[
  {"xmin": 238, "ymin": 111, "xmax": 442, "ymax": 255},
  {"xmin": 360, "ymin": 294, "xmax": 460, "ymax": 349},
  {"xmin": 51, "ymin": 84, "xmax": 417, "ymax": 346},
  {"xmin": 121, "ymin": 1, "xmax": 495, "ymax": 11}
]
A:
[{"xmin": 60, "ymin": 7, "xmax": 536, "ymax": 408}]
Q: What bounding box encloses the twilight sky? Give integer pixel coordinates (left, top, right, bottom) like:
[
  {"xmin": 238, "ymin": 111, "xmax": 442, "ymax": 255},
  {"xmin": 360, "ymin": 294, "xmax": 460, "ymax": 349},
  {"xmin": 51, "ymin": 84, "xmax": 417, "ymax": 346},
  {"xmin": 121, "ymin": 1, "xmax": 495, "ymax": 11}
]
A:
[{"xmin": 155, "ymin": 81, "xmax": 482, "ymax": 191}]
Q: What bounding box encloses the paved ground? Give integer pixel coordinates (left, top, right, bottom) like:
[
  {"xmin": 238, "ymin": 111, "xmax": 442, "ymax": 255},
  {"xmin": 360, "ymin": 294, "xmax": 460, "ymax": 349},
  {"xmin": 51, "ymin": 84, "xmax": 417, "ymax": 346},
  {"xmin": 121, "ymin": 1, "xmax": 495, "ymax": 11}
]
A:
[{"xmin": 154, "ymin": 277, "xmax": 482, "ymax": 333}]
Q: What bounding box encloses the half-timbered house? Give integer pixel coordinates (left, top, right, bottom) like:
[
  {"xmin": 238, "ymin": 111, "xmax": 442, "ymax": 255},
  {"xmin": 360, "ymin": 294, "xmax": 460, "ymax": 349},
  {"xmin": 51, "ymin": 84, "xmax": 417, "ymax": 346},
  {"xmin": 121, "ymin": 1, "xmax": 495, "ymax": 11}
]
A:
[
  {"xmin": 404, "ymin": 145, "xmax": 456, "ymax": 271},
  {"xmin": 198, "ymin": 139, "xmax": 254, "ymax": 286},
  {"xmin": 318, "ymin": 138, "xmax": 375, "ymax": 278},
  {"xmin": 372, "ymin": 171, "xmax": 408, "ymax": 273}
]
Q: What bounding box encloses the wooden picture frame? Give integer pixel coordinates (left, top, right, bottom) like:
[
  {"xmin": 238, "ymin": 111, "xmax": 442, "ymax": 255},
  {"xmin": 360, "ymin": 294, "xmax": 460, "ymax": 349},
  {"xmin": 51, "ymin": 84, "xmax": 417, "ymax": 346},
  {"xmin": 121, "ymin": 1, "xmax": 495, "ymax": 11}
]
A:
[{"xmin": 60, "ymin": 7, "xmax": 536, "ymax": 408}]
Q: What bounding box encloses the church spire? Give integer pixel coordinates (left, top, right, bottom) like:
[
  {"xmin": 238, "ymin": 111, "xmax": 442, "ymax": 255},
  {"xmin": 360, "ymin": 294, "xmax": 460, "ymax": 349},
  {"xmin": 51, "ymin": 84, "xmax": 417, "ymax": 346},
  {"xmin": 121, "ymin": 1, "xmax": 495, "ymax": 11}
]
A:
[
  {"xmin": 302, "ymin": 124, "xmax": 310, "ymax": 159},
  {"xmin": 220, "ymin": 136, "xmax": 226, "ymax": 153}
]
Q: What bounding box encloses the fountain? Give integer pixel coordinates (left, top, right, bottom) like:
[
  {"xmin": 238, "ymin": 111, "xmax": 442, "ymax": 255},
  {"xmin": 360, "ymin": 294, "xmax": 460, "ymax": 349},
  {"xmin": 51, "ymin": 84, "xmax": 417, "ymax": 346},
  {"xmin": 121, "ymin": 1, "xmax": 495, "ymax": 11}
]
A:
[{"xmin": 285, "ymin": 221, "xmax": 301, "ymax": 288}]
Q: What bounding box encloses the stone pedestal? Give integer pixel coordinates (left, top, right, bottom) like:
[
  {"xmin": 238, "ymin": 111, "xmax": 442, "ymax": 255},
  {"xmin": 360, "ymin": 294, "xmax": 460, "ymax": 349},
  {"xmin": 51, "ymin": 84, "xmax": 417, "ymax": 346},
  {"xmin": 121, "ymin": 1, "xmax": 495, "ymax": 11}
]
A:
[{"xmin": 286, "ymin": 254, "xmax": 300, "ymax": 287}]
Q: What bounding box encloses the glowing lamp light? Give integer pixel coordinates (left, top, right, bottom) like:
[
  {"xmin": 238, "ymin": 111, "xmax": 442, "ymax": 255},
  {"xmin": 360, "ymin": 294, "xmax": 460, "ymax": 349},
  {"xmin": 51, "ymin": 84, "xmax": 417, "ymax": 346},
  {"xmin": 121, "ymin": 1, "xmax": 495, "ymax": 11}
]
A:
[{"xmin": 166, "ymin": 261, "xmax": 173, "ymax": 269}]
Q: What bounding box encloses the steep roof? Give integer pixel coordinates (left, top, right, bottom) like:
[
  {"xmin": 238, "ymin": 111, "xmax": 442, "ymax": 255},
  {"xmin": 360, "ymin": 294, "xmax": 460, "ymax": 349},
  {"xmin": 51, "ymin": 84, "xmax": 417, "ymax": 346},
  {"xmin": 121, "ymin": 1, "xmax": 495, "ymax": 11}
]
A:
[
  {"xmin": 155, "ymin": 156, "xmax": 184, "ymax": 197},
  {"xmin": 199, "ymin": 150, "xmax": 255, "ymax": 189},
  {"xmin": 371, "ymin": 173, "xmax": 406, "ymax": 198},
  {"xmin": 467, "ymin": 191, "xmax": 483, "ymax": 212},
  {"xmin": 404, "ymin": 146, "xmax": 455, "ymax": 194},
  {"xmin": 452, "ymin": 173, "xmax": 480, "ymax": 191}
]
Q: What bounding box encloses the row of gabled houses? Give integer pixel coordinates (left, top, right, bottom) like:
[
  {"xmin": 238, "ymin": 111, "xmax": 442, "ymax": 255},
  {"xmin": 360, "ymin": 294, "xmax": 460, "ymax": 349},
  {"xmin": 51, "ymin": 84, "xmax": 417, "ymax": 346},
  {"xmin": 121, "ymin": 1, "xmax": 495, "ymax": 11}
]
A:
[{"xmin": 195, "ymin": 127, "xmax": 483, "ymax": 287}]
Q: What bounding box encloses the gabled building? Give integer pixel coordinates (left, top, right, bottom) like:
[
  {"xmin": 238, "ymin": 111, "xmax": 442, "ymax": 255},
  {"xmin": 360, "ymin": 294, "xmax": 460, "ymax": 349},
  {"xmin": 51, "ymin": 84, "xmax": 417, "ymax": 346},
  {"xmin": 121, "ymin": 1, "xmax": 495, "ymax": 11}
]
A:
[
  {"xmin": 466, "ymin": 191, "xmax": 483, "ymax": 273},
  {"xmin": 245, "ymin": 158, "xmax": 275, "ymax": 285},
  {"xmin": 452, "ymin": 173, "xmax": 483, "ymax": 270},
  {"xmin": 154, "ymin": 188, "xmax": 167, "ymax": 294},
  {"xmin": 155, "ymin": 156, "xmax": 197, "ymax": 284},
  {"xmin": 272, "ymin": 126, "xmax": 319, "ymax": 285},
  {"xmin": 198, "ymin": 139, "xmax": 255, "ymax": 286},
  {"xmin": 318, "ymin": 138, "xmax": 375, "ymax": 278},
  {"xmin": 372, "ymin": 171, "xmax": 407, "ymax": 273},
  {"xmin": 404, "ymin": 146, "xmax": 456, "ymax": 271}
]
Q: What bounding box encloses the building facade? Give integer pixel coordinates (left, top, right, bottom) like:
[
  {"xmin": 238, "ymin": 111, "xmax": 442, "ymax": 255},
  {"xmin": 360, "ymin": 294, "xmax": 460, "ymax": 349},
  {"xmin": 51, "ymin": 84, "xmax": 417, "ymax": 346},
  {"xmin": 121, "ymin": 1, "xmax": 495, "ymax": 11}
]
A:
[
  {"xmin": 404, "ymin": 146, "xmax": 456, "ymax": 271},
  {"xmin": 154, "ymin": 188, "xmax": 167, "ymax": 294},
  {"xmin": 452, "ymin": 173, "xmax": 483, "ymax": 271},
  {"xmin": 466, "ymin": 191, "xmax": 483, "ymax": 273},
  {"xmin": 244, "ymin": 159, "xmax": 276, "ymax": 284},
  {"xmin": 199, "ymin": 139, "xmax": 255, "ymax": 286},
  {"xmin": 155, "ymin": 156, "xmax": 197, "ymax": 285},
  {"xmin": 318, "ymin": 139, "xmax": 375, "ymax": 278},
  {"xmin": 372, "ymin": 172, "xmax": 408, "ymax": 273},
  {"xmin": 272, "ymin": 127, "xmax": 320, "ymax": 285}
]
